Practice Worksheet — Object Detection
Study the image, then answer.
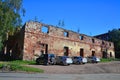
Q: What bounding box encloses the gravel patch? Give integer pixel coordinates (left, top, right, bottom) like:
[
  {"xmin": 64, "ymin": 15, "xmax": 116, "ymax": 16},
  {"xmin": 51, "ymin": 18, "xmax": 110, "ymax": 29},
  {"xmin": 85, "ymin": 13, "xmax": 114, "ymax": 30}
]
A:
[{"xmin": 28, "ymin": 61, "xmax": 120, "ymax": 74}]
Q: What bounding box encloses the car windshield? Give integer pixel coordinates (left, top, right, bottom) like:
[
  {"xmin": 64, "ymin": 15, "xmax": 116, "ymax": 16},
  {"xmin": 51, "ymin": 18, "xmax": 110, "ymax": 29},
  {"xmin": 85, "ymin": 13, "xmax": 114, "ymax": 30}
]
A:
[
  {"xmin": 48, "ymin": 54, "xmax": 55, "ymax": 57},
  {"xmin": 40, "ymin": 54, "xmax": 45, "ymax": 57},
  {"xmin": 74, "ymin": 57, "xmax": 82, "ymax": 59}
]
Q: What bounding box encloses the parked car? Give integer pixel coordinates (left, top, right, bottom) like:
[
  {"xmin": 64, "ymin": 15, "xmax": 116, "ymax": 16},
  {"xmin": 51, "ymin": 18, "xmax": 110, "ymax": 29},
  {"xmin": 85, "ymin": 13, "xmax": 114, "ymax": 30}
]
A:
[
  {"xmin": 72, "ymin": 56, "xmax": 82, "ymax": 64},
  {"xmin": 72, "ymin": 56, "xmax": 87, "ymax": 64},
  {"xmin": 36, "ymin": 53, "xmax": 56, "ymax": 65},
  {"xmin": 56, "ymin": 56, "xmax": 73, "ymax": 66},
  {"xmin": 48, "ymin": 54, "xmax": 56, "ymax": 65},
  {"xmin": 87, "ymin": 56, "xmax": 100, "ymax": 63},
  {"xmin": 82, "ymin": 57, "xmax": 88, "ymax": 64},
  {"xmin": 36, "ymin": 54, "xmax": 45, "ymax": 65}
]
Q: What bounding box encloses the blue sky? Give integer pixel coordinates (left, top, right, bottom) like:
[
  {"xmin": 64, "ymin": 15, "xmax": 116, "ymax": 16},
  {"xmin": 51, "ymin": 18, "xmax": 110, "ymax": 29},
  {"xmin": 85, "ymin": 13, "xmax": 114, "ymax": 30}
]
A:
[{"xmin": 22, "ymin": 0, "xmax": 120, "ymax": 36}]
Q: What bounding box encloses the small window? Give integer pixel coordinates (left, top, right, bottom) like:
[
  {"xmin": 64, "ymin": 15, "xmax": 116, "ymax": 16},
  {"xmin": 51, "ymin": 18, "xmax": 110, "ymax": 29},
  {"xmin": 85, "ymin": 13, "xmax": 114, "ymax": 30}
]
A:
[
  {"xmin": 92, "ymin": 39, "xmax": 95, "ymax": 43},
  {"xmin": 64, "ymin": 31, "xmax": 69, "ymax": 37},
  {"xmin": 41, "ymin": 44, "xmax": 45, "ymax": 48},
  {"xmin": 102, "ymin": 41, "xmax": 105, "ymax": 45},
  {"xmin": 41, "ymin": 26, "xmax": 49, "ymax": 33},
  {"xmin": 79, "ymin": 36, "xmax": 83, "ymax": 40},
  {"xmin": 109, "ymin": 43, "xmax": 111, "ymax": 46}
]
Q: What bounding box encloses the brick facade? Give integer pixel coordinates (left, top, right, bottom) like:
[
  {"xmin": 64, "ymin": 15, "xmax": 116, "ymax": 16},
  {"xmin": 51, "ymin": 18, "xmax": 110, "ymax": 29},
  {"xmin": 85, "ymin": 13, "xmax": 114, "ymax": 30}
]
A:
[
  {"xmin": 3, "ymin": 21, "xmax": 115, "ymax": 61},
  {"xmin": 16, "ymin": 21, "xmax": 114, "ymax": 60}
]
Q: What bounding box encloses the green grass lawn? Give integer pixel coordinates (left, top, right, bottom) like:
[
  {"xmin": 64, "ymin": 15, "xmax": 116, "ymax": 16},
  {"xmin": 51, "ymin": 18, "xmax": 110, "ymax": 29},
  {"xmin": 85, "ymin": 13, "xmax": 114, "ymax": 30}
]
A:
[
  {"xmin": 9, "ymin": 60, "xmax": 36, "ymax": 65},
  {"xmin": 100, "ymin": 58, "xmax": 120, "ymax": 62},
  {"xmin": 0, "ymin": 60, "xmax": 44, "ymax": 73}
]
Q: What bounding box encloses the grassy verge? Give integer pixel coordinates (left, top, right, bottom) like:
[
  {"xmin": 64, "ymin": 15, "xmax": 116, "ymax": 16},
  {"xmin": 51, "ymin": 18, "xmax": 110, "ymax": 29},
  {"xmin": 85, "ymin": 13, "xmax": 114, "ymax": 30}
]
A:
[
  {"xmin": 101, "ymin": 58, "xmax": 120, "ymax": 62},
  {"xmin": 0, "ymin": 60, "xmax": 44, "ymax": 73},
  {"xmin": 9, "ymin": 60, "xmax": 36, "ymax": 65}
]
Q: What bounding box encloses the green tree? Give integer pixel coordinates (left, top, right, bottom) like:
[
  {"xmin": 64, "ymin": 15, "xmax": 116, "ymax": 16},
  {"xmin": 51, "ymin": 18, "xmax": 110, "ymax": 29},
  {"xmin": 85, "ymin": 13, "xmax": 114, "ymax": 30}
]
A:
[
  {"xmin": 0, "ymin": 0, "xmax": 25, "ymax": 50},
  {"xmin": 108, "ymin": 29, "xmax": 120, "ymax": 58}
]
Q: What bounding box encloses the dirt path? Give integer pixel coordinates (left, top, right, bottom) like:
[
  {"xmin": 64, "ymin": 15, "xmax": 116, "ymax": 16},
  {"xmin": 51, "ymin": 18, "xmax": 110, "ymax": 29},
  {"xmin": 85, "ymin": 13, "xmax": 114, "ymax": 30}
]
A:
[{"xmin": 28, "ymin": 61, "xmax": 120, "ymax": 74}]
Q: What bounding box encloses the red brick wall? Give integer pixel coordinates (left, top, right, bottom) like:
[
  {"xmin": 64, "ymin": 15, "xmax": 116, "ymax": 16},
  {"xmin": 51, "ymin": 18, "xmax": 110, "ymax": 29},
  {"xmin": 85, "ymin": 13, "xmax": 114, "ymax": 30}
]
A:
[{"xmin": 22, "ymin": 21, "xmax": 115, "ymax": 60}]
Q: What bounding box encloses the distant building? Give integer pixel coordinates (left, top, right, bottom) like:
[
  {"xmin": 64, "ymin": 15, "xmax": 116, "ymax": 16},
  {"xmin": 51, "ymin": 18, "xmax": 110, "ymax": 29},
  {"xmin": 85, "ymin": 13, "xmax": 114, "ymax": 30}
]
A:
[
  {"xmin": 94, "ymin": 30, "xmax": 120, "ymax": 58},
  {"xmin": 3, "ymin": 21, "xmax": 115, "ymax": 60},
  {"xmin": 94, "ymin": 29, "xmax": 120, "ymax": 41},
  {"xmin": 94, "ymin": 33, "xmax": 110, "ymax": 41}
]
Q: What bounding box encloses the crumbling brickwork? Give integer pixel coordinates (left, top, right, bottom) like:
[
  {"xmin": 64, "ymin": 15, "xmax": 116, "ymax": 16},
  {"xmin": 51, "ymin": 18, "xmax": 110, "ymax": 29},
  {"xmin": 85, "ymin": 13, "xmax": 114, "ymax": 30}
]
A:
[{"xmin": 18, "ymin": 21, "xmax": 115, "ymax": 60}]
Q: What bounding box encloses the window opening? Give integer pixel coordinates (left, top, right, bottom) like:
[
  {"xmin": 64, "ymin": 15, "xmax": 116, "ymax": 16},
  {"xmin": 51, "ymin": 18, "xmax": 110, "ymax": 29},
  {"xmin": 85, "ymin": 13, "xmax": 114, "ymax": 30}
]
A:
[
  {"xmin": 92, "ymin": 39, "xmax": 95, "ymax": 43},
  {"xmin": 102, "ymin": 41, "xmax": 105, "ymax": 45},
  {"xmin": 109, "ymin": 43, "xmax": 111, "ymax": 46},
  {"xmin": 64, "ymin": 31, "xmax": 69, "ymax": 37},
  {"xmin": 41, "ymin": 26, "xmax": 49, "ymax": 33},
  {"xmin": 79, "ymin": 36, "xmax": 83, "ymax": 40}
]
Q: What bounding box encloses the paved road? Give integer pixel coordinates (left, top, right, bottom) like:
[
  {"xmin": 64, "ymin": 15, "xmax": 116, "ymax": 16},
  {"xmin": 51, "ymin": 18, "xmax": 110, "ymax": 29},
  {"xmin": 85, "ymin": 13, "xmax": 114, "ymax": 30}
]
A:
[{"xmin": 0, "ymin": 73, "xmax": 120, "ymax": 80}]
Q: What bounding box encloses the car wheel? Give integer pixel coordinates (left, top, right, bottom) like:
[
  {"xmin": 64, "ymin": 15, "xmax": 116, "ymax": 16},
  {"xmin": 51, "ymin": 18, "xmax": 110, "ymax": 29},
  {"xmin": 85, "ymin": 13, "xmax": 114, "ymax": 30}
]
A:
[
  {"xmin": 82, "ymin": 63, "xmax": 85, "ymax": 65},
  {"xmin": 67, "ymin": 64, "xmax": 70, "ymax": 66},
  {"xmin": 63, "ymin": 62, "xmax": 67, "ymax": 66},
  {"xmin": 92, "ymin": 60, "xmax": 95, "ymax": 63},
  {"xmin": 76, "ymin": 61, "xmax": 80, "ymax": 64},
  {"xmin": 36, "ymin": 59, "xmax": 40, "ymax": 65},
  {"xmin": 53, "ymin": 61, "xmax": 56, "ymax": 65},
  {"xmin": 52, "ymin": 59, "xmax": 56, "ymax": 65}
]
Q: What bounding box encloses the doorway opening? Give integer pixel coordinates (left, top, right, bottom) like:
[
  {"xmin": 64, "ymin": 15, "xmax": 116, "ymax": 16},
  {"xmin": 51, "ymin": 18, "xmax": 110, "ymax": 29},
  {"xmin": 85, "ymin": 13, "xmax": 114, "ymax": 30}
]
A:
[
  {"xmin": 102, "ymin": 51, "xmax": 107, "ymax": 58},
  {"xmin": 92, "ymin": 51, "xmax": 95, "ymax": 56},
  {"xmin": 45, "ymin": 44, "xmax": 48, "ymax": 54},
  {"xmin": 64, "ymin": 46, "xmax": 69, "ymax": 56},
  {"xmin": 80, "ymin": 48, "xmax": 84, "ymax": 57},
  {"xmin": 110, "ymin": 52, "xmax": 112, "ymax": 57}
]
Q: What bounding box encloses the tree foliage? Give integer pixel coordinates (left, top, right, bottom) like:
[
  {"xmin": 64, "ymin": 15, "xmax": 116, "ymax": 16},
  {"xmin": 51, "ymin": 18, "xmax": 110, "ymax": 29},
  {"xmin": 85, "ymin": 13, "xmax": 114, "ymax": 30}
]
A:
[
  {"xmin": 0, "ymin": 0, "xmax": 25, "ymax": 50},
  {"xmin": 108, "ymin": 29, "xmax": 120, "ymax": 58}
]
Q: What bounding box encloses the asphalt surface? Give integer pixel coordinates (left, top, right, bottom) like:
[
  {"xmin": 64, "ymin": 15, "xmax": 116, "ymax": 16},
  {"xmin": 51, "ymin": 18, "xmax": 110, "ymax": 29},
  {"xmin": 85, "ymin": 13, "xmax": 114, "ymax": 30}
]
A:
[{"xmin": 0, "ymin": 73, "xmax": 120, "ymax": 80}]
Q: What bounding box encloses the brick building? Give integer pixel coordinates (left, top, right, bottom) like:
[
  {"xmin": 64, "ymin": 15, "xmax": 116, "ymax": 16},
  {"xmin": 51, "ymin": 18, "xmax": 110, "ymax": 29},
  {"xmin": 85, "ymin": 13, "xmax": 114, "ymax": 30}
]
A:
[
  {"xmin": 4, "ymin": 21, "xmax": 115, "ymax": 60},
  {"xmin": 94, "ymin": 30, "xmax": 120, "ymax": 58},
  {"xmin": 94, "ymin": 33, "xmax": 110, "ymax": 41}
]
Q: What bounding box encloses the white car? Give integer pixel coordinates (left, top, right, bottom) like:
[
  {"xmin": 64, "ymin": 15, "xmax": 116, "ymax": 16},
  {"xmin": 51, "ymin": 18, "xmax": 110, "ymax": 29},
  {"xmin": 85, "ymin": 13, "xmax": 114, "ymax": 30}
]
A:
[
  {"xmin": 56, "ymin": 56, "xmax": 73, "ymax": 66},
  {"xmin": 72, "ymin": 56, "xmax": 87, "ymax": 64},
  {"xmin": 87, "ymin": 56, "xmax": 101, "ymax": 63},
  {"xmin": 82, "ymin": 58, "xmax": 88, "ymax": 64},
  {"xmin": 96, "ymin": 57, "xmax": 100, "ymax": 62}
]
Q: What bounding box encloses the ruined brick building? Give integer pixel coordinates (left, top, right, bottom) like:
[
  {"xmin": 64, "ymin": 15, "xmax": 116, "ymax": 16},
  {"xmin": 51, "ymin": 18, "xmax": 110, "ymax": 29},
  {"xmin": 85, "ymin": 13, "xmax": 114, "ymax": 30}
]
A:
[
  {"xmin": 94, "ymin": 30, "xmax": 120, "ymax": 58},
  {"xmin": 3, "ymin": 21, "xmax": 115, "ymax": 60}
]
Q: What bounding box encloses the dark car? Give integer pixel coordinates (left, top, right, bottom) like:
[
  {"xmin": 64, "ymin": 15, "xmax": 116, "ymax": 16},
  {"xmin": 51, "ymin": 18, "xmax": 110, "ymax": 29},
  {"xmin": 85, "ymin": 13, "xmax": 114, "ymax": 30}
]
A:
[
  {"xmin": 56, "ymin": 56, "xmax": 73, "ymax": 66},
  {"xmin": 72, "ymin": 56, "xmax": 82, "ymax": 64},
  {"xmin": 36, "ymin": 53, "xmax": 56, "ymax": 65},
  {"xmin": 87, "ymin": 56, "xmax": 100, "ymax": 63},
  {"xmin": 36, "ymin": 54, "xmax": 45, "ymax": 65},
  {"xmin": 72, "ymin": 56, "xmax": 88, "ymax": 64},
  {"xmin": 48, "ymin": 54, "xmax": 56, "ymax": 65}
]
